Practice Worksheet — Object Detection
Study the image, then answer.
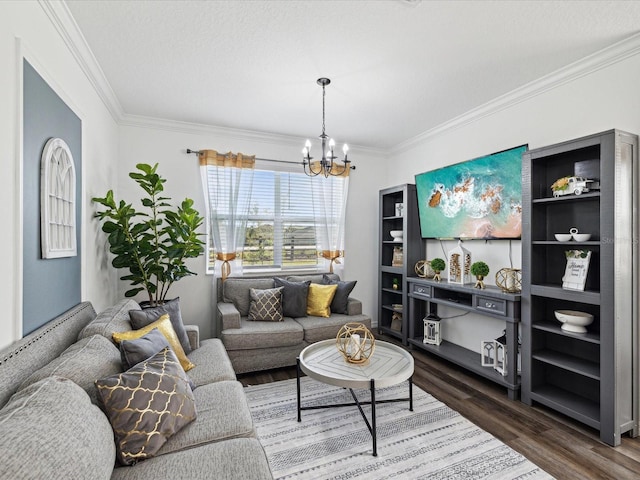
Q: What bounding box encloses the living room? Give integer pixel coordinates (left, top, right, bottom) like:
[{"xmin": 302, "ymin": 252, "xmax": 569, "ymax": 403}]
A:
[{"xmin": 2, "ymin": 1, "xmax": 640, "ymax": 479}]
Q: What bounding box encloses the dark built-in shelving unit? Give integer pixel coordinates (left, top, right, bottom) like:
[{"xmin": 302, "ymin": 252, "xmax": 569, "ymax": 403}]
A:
[
  {"xmin": 378, "ymin": 184, "xmax": 424, "ymax": 344},
  {"xmin": 521, "ymin": 129, "xmax": 639, "ymax": 446}
]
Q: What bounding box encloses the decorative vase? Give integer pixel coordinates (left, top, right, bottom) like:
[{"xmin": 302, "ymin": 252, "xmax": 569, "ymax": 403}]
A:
[
  {"xmin": 474, "ymin": 275, "xmax": 485, "ymax": 289},
  {"xmin": 433, "ymin": 271, "xmax": 442, "ymax": 282}
]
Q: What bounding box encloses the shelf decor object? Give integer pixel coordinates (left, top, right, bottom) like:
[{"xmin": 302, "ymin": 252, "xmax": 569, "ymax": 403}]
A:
[
  {"xmin": 378, "ymin": 184, "xmax": 425, "ymax": 345},
  {"xmin": 471, "ymin": 261, "xmax": 490, "ymax": 289},
  {"xmin": 336, "ymin": 323, "xmax": 375, "ymax": 364},
  {"xmin": 423, "ymin": 314, "xmax": 442, "ymax": 345},
  {"xmin": 554, "ymin": 310, "xmax": 594, "ymax": 333},
  {"xmin": 495, "ymin": 268, "xmax": 522, "ymax": 293},
  {"xmin": 562, "ymin": 249, "xmax": 592, "ymax": 291},
  {"xmin": 447, "ymin": 241, "xmax": 472, "ymax": 285},
  {"xmin": 395, "ymin": 203, "xmax": 404, "ymax": 217},
  {"xmin": 481, "ymin": 341, "xmax": 496, "ymax": 367},
  {"xmin": 522, "ymin": 129, "xmax": 639, "ymax": 446}
]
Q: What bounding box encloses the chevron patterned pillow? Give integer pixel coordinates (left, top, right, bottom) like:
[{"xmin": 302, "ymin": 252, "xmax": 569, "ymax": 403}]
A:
[{"xmin": 248, "ymin": 287, "xmax": 284, "ymax": 322}]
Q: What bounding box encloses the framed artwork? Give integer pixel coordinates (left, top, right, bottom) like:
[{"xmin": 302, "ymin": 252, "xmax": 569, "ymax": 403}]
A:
[{"xmin": 562, "ymin": 250, "xmax": 592, "ymax": 291}]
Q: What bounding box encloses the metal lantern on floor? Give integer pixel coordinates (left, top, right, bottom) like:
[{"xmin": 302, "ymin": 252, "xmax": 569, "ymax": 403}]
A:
[
  {"xmin": 447, "ymin": 240, "xmax": 472, "ymax": 285},
  {"xmin": 481, "ymin": 341, "xmax": 495, "ymax": 367},
  {"xmin": 493, "ymin": 331, "xmax": 507, "ymax": 376},
  {"xmin": 423, "ymin": 313, "xmax": 442, "ymax": 345}
]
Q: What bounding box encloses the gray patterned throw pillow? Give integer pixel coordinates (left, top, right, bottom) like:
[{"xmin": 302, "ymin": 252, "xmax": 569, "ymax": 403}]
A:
[{"xmin": 248, "ymin": 287, "xmax": 284, "ymax": 322}]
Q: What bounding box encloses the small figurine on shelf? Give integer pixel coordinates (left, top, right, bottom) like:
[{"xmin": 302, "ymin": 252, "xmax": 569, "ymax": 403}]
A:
[
  {"xmin": 392, "ymin": 278, "xmax": 399, "ymax": 290},
  {"xmin": 430, "ymin": 258, "xmax": 446, "ymax": 282},
  {"xmin": 550, "ymin": 176, "xmax": 599, "ymax": 197},
  {"xmin": 471, "ymin": 261, "xmax": 490, "ymax": 289}
]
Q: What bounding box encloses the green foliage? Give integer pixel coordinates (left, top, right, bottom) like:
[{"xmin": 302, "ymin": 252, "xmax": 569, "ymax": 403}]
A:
[
  {"xmin": 470, "ymin": 261, "xmax": 490, "ymax": 276},
  {"xmin": 430, "ymin": 258, "xmax": 446, "ymax": 272},
  {"xmin": 92, "ymin": 163, "xmax": 205, "ymax": 306}
]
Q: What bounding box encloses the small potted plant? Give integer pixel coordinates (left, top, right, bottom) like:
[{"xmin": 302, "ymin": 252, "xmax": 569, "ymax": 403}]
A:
[
  {"xmin": 471, "ymin": 261, "xmax": 490, "ymax": 289},
  {"xmin": 430, "ymin": 258, "xmax": 446, "ymax": 283}
]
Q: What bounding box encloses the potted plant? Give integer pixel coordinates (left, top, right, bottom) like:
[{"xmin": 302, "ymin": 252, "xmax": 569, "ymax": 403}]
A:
[
  {"xmin": 471, "ymin": 261, "xmax": 490, "ymax": 289},
  {"xmin": 92, "ymin": 163, "xmax": 205, "ymax": 306},
  {"xmin": 430, "ymin": 258, "xmax": 446, "ymax": 282}
]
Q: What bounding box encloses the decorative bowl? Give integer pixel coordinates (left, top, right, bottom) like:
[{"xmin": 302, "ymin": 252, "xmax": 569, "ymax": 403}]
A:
[
  {"xmin": 389, "ymin": 230, "xmax": 403, "ymax": 242},
  {"xmin": 554, "ymin": 310, "xmax": 594, "ymax": 333},
  {"xmin": 554, "ymin": 233, "xmax": 572, "ymax": 242},
  {"xmin": 572, "ymin": 233, "xmax": 591, "ymax": 242}
]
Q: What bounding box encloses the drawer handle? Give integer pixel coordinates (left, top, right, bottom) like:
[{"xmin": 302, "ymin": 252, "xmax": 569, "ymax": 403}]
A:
[{"xmin": 484, "ymin": 301, "xmax": 496, "ymax": 309}]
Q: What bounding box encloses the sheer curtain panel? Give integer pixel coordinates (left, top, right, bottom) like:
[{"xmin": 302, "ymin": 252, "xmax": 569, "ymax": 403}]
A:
[{"xmin": 199, "ymin": 150, "xmax": 255, "ymax": 280}]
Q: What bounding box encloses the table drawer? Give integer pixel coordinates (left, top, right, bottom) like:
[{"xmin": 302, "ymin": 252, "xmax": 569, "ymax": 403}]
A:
[
  {"xmin": 474, "ymin": 296, "xmax": 507, "ymax": 316},
  {"xmin": 410, "ymin": 283, "xmax": 431, "ymax": 299}
]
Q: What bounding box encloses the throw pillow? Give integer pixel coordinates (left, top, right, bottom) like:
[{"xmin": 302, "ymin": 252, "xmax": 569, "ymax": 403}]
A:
[
  {"xmin": 119, "ymin": 327, "xmax": 170, "ymax": 369},
  {"xmin": 95, "ymin": 348, "xmax": 197, "ymax": 466},
  {"xmin": 129, "ymin": 297, "xmax": 192, "ymax": 354},
  {"xmin": 113, "ymin": 314, "xmax": 195, "ymax": 371},
  {"xmin": 306, "ymin": 283, "xmax": 338, "ymax": 317},
  {"xmin": 322, "ymin": 275, "xmax": 357, "ymax": 314},
  {"xmin": 274, "ymin": 277, "xmax": 311, "ymax": 317},
  {"xmin": 248, "ymin": 287, "xmax": 284, "ymax": 322}
]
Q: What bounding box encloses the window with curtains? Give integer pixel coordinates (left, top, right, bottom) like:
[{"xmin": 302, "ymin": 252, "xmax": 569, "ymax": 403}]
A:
[{"xmin": 205, "ymin": 164, "xmax": 346, "ymax": 273}]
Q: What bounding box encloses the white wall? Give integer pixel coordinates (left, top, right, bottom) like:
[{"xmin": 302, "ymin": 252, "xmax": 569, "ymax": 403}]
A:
[
  {"xmin": 0, "ymin": 1, "xmax": 119, "ymax": 350},
  {"xmin": 117, "ymin": 121, "xmax": 387, "ymax": 338},
  {"xmin": 385, "ymin": 49, "xmax": 640, "ymax": 352}
]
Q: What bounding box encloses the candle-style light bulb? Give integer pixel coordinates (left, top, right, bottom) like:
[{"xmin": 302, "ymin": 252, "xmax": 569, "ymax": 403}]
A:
[
  {"xmin": 329, "ymin": 138, "xmax": 335, "ymax": 149},
  {"xmin": 343, "ymin": 144, "xmax": 349, "ymax": 161},
  {"xmin": 305, "ymin": 139, "xmax": 311, "ymax": 149}
]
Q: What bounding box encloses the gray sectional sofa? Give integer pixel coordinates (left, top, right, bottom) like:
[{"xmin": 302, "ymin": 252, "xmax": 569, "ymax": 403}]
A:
[
  {"xmin": 0, "ymin": 300, "xmax": 272, "ymax": 480},
  {"xmin": 218, "ymin": 273, "xmax": 372, "ymax": 374}
]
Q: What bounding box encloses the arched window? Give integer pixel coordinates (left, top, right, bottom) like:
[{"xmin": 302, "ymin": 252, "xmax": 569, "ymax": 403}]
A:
[{"xmin": 40, "ymin": 137, "xmax": 76, "ymax": 258}]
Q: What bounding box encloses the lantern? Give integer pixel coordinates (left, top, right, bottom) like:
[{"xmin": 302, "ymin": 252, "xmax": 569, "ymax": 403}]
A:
[
  {"xmin": 447, "ymin": 240, "xmax": 472, "ymax": 285},
  {"xmin": 481, "ymin": 341, "xmax": 495, "ymax": 367},
  {"xmin": 423, "ymin": 314, "xmax": 442, "ymax": 345},
  {"xmin": 495, "ymin": 268, "xmax": 522, "ymax": 293}
]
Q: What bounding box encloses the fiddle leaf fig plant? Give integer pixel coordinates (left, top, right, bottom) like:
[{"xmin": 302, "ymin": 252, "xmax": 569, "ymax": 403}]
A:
[{"xmin": 92, "ymin": 163, "xmax": 205, "ymax": 306}]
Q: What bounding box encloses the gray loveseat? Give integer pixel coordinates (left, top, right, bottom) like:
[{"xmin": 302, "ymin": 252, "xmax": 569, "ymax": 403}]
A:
[
  {"xmin": 0, "ymin": 299, "xmax": 272, "ymax": 480},
  {"xmin": 218, "ymin": 273, "xmax": 372, "ymax": 374}
]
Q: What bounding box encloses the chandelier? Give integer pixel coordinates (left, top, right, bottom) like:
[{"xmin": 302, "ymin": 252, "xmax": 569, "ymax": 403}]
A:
[{"xmin": 302, "ymin": 78, "xmax": 352, "ymax": 177}]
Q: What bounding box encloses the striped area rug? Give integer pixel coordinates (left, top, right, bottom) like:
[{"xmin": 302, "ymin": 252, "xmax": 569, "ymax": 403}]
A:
[{"xmin": 245, "ymin": 377, "xmax": 553, "ymax": 480}]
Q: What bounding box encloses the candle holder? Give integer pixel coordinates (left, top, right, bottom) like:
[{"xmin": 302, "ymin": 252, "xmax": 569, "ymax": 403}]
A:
[{"xmin": 336, "ymin": 323, "xmax": 375, "ymax": 364}]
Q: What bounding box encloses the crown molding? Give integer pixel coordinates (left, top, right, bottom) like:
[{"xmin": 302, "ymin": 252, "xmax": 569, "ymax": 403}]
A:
[
  {"xmin": 394, "ymin": 32, "xmax": 640, "ymax": 154},
  {"xmin": 39, "ymin": 0, "xmax": 124, "ymax": 122},
  {"xmin": 120, "ymin": 113, "xmax": 384, "ymax": 157},
  {"xmin": 44, "ymin": 1, "xmax": 640, "ymax": 157}
]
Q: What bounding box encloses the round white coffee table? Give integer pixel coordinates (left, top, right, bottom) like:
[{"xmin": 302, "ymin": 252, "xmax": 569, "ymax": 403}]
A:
[{"xmin": 296, "ymin": 339, "xmax": 414, "ymax": 456}]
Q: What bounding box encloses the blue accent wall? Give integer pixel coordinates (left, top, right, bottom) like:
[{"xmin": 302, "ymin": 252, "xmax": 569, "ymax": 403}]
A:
[{"xmin": 22, "ymin": 60, "xmax": 82, "ymax": 335}]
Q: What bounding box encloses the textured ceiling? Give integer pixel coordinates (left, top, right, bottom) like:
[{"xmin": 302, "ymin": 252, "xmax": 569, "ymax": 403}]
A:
[{"xmin": 65, "ymin": 0, "xmax": 640, "ymax": 150}]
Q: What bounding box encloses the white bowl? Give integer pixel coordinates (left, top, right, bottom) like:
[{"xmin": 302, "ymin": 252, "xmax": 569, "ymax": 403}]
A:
[
  {"xmin": 554, "ymin": 233, "xmax": 572, "ymax": 242},
  {"xmin": 389, "ymin": 230, "xmax": 403, "ymax": 242},
  {"xmin": 554, "ymin": 310, "xmax": 594, "ymax": 333},
  {"xmin": 572, "ymin": 233, "xmax": 591, "ymax": 242}
]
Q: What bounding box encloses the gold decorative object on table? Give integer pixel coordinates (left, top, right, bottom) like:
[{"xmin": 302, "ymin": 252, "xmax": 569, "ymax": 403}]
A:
[
  {"xmin": 495, "ymin": 268, "xmax": 522, "ymax": 293},
  {"xmin": 336, "ymin": 322, "xmax": 375, "ymax": 364},
  {"xmin": 415, "ymin": 260, "xmax": 435, "ymax": 279}
]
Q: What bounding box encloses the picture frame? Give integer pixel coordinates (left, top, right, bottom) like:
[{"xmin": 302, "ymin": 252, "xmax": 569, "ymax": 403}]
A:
[
  {"xmin": 562, "ymin": 250, "xmax": 592, "ymax": 291},
  {"xmin": 392, "ymin": 246, "xmax": 403, "ymax": 267}
]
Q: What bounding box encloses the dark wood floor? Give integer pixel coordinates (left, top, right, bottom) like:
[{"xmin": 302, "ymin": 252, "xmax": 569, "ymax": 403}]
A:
[{"xmin": 238, "ymin": 335, "xmax": 640, "ymax": 480}]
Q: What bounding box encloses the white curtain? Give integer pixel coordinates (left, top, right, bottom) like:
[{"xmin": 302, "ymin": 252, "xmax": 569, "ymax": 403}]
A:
[
  {"xmin": 199, "ymin": 150, "xmax": 255, "ymax": 279},
  {"xmin": 310, "ymin": 168, "xmax": 350, "ymax": 274}
]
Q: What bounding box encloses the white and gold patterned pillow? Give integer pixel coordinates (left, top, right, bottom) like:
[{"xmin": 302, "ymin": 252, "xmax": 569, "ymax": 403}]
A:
[
  {"xmin": 248, "ymin": 287, "xmax": 284, "ymax": 322},
  {"xmin": 95, "ymin": 347, "xmax": 196, "ymax": 465}
]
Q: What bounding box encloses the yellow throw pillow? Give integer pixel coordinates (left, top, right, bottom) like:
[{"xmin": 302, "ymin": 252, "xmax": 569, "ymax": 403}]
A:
[
  {"xmin": 113, "ymin": 314, "xmax": 195, "ymax": 371},
  {"xmin": 306, "ymin": 283, "xmax": 338, "ymax": 318}
]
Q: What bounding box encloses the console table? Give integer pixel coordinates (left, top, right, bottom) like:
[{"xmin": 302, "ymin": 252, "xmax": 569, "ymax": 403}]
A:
[{"xmin": 406, "ymin": 278, "xmax": 521, "ymax": 399}]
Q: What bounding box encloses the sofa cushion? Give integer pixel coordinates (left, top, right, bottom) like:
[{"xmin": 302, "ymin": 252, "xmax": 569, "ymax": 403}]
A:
[
  {"xmin": 287, "ymin": 273, "xmax": 339, "ymax": 284},
  {"xmin": 223, "ymin": 278, "xmax": 275, "ymax": 316},
  {"xmin": 322, "ymin": 275, "xmax": 357, "ymax": 314},
  {"xmin": 96, "ymin": 348, "xmax": 197, "ymax": 466},
  {"xmin": 113, "ymin": 314, "xmax": 195, "ymax": 371},
  {"xmin": 186, "ymin": 339, "xmax": 236, "ymax": 387},
  {"xmin": 156, "ymin": 380, "xmax": 254, "ymax": 455},
  {"xmin": 119, "ymin": 327, "xmax": 170, "ymax": 369},
  {"xmin": 0, "ymin": 376, "xmax": 115, "ymax": 480},
  {"xmin": 248, "ymin": 287, "xmax": 284, "ymax": 322},
  {"xmin": 222, "ymin": 318, "xmax": 304, "ymax": 350},
  {"xmin": 78, "ymin": 298, "xmax": 140, "ymax": 342},
  {"xmin": 274, "ymin": 277, "xmax": 311, "ymax": 318},
  {"xmin": 295, "ymin": 313, "xmax": 371, "ymax": 344},
  {"xmin": 129, "ymin": 297, "xmax": 192, "ymax": 354},
  {"xmin": 18, "ymin": 334, "xmax": 122, "ymax": 405},
  {"xmin": 110, "ymin": 438, "xmax": 272, "ymax": 480},
  {"xmin": 306, "ymin": 283, "xmax": 338, "ymax": 317}
]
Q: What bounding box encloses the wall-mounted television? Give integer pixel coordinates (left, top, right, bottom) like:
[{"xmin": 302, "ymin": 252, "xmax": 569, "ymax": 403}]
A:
[{"xmin": 415, "ymin": 145, "xmax": 527, "ymax": 239}]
